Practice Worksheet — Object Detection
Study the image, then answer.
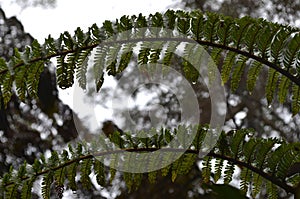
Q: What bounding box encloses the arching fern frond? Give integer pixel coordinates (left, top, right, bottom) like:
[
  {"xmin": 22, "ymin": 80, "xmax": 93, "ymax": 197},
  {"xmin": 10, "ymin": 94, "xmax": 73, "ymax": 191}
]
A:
[
  {"xmin": 0, "ymin": 126, "xmax": 299, "ymax": 198},
  {"xmin": 0, "ymin": 10, "xmax": 299, "ymax": 113}
]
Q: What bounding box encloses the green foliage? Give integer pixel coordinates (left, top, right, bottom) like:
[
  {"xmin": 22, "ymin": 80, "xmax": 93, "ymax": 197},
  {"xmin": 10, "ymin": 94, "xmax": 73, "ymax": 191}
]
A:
[
  {"xmin": 0, "ymin": 127, "xmax": 299, "ymax": 198},
  {"xmin": 0, "ymin": 10, "xmax": 299, "ymax": 111},
  {"xmin": 0, "ymin": 9, "xmax": 299, "ymax": 198}
]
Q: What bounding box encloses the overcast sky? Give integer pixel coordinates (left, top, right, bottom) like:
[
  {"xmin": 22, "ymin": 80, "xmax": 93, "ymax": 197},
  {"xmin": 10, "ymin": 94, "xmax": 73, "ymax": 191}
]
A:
[{"xmin": 0, "ymin": 0, "xmax": 176, "ymax": 42}]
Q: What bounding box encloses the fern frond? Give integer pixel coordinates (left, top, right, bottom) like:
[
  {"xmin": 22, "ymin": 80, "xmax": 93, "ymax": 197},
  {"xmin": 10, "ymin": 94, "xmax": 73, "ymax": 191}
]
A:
[
  {"xmin": 160, "ymin": 153, "xmax": 173, "ymax": 177},
  {"xmin": 56, "ymin": 55, "xmax": 73, "ymax": 89},
  {"xmin": 93, "ymin": 45, "xmax": 108, "ymax": 92},
  {"xmin": 0, "ymin": 126, "xmax": 299, "ymax": 198},
  {"xmin": 14, "ymin": 64, "xmax": 27, "ymax": 101},
  {"xmin": 271, "ymin": 28, "xmax": 293, "ymax": 64},
  {"xmin": 41, "ymin": 171, "xmax": 53, "ymax": 199},
  {"xmin": 94, "ymin": 159, "xmax": 106, "ymax": 186},
  {"xmin": 231, "ymin": 55, "xmax": 248, "ymax": 92},
  {"xmin": 148, "ymin": 171, "xmax": 157, "ymax": 184},
  {"xmin": 1, "ymin": 72, "xmax": 13, "ymax": 106},
  {"xmin": 171, "ymin": 154, "xmax": 196, "ymax": 182},
  {"xmin": 292, "ymin": 84, "xmax": 300, "ymax": 115},
  {"xmin": 251, "ymin": 172, "xmax": 263, "ymax": 198},
  {"xmin": 282, "ymin": 32, "xmax": 299, "ymax": 70},
  {"xmin": 75, "ymin": 49, "xmax": 91, "ymax": 89},
  {"xmin": 223, "ymin": 162, "xmax": 235, "ymax": 184},
  {"xmin": 240, "ymin": 167, "xmax": 252, "ymax": 194},
  {"xmin": 221, "ymin": 51, "xmax": 236, "ymax": 84},
  {"xmin": 213, "ymin": 158, "xmax": 224, "ymax": 183},
  {"xmin": 123, "ymin": 172, "xmax": 134, "ymax": 192},
  {"xmin": 21, "ymin": 177, "xmax": 36, "ymax": 199},
  {"xmin": 253, "ymin": 138, "xmax": 278, "ymax": 170},
  {"xmin": 247, "ymin": 60, "xmax": 263, "ymax": 93},
  {"xmin": 275, "ymin": 145, "xmax": 296, "ymax": 179},
  {"xmin": 229, "ymin": 129, "xmax": 247, "ymax": 158},
  {"xmin": 202, "ymin": 156, "xmax": 212, "ymax": 183},
  {"xmin": 80, "ymin": 158, "xmax": 93, "ymax": 190},
  {"xmin": 67, "ymin": 162, "xmax": 78, "ymax": 191},
  {"xmin": 0, "ymin": 10, "xmax": 299, "ymax": 111},
  {"xmin": 54, "ymin": 167, "xmax": 66, "ymax": 188},
  {"xmin": 278, "ymin": 75, "xmax": 290, "ymax": 103},
  {"xmin": 26, "ymin": 61, "xmax": 44, "ymax": 98},
  {"xmin": 266, "ymin": 68, "xmax": 280, "ymax": 105},
  {"xmin": 118, "ymin": 51, "xmax": 133, "ymax": 73},
  {"xmin": 266, "ymin": 180, "xmax": 278, "ymax": 199}
]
